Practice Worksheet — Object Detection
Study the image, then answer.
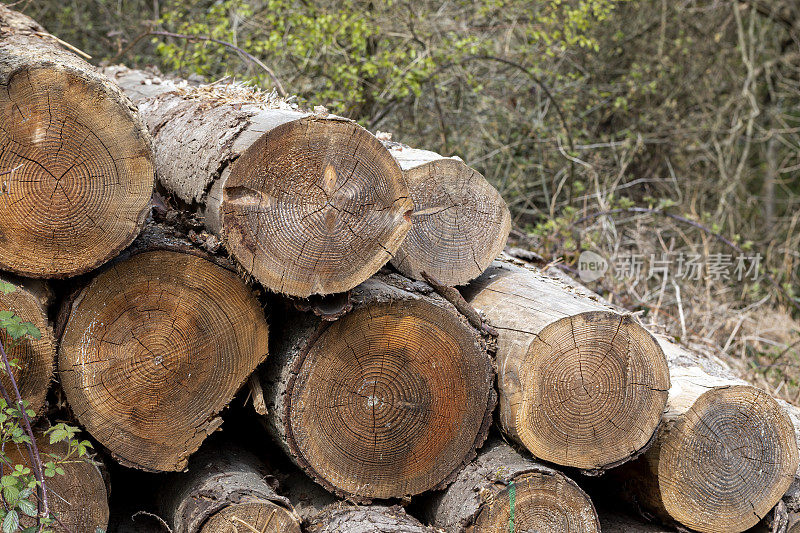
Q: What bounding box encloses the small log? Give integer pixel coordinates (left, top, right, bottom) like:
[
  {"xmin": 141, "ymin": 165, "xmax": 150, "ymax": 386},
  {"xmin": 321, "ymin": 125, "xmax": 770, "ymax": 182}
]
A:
[
  {"xmin": 4, "ymin": 431, "xmax": 109, "ymax": 532},
  {"xmin": 0, "ymin": 276, "xmax": 54, "ymax": 415},
  {"xmin": 105, "ymin": 66, "xmax": 412, "ymax": 297},
  {"xmin": 57, "ymin": 226, "xmax": 269, "ymax": 471},
  {"xmin": 613, "ymin": 349, "xmax": 800, "ymax": 533},
  {"xmin": 307, "ymin": 505, "xmax": 434, "ymax": 533},
  {"xmin": 460, "ymin": 258, "xmax": 670, "ymax": 471},
  {"xmin": 423, "ymin": 437, "xmax": 600, "ymax": 532},
  {"xmin": 257, "ymin": 272, "xmax": 495, "ymax": 501},
  {"xmin": 159, "ymin": 443, "xmax": 301, "ymax": 533},
  {"xmin": 0, "ymin": 7, "xmax": 153, "ymax": 278},
  {"xmin": 597, "ymin": 509, "xmax": 673, "ymax": 532},
  {"xmin": 383, "ymin": 142, "xmax": 511, "ymax": 286}
]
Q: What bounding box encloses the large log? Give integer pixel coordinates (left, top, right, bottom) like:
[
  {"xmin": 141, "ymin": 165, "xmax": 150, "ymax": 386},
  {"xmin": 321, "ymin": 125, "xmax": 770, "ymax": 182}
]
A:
[
  {"xmin": 0, "ymin": 7, "xmax": 153, "ymax": 278},
  {"xmin": 105, "ymin": 66, "xmax": 411, "ymax": 298},
  {"xmin": 4, "ymin": 431, "xmax": 109, "ymax": 532},
  {"xmin": 159, "ymin": 443, "xmax": 302, "ymax": 533},
  {"xmin": 0, "ymin": 276, "xmax": 54, "ymax": 415},
  {"xmin": 612, "ymin": 344, "xmax": 800, "ymax": 533},
  {"xmin": 306, "ymin": 505, "xmax": 435, "ymax": 533},
  {"xmin": 57, "ymin": 226, "xmax": 269, "ymax": 471},
  {"xmin": 423, "ymin": 437, "xmax": 600, "ymax": 532},
  {"xmin": 256, "ymin": 272, "xmax": 495, "ymax": 501},
  {"xmin": 460, "ymin": 258, "xmax": 671, "ymax": 472},
  {"xmin": 382, "ymin": 141, "xmax": 511, "ymax": 286}
]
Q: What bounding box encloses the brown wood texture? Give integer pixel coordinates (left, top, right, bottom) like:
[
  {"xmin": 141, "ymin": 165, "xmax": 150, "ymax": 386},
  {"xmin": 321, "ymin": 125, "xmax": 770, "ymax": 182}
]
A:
[
  {"xmin": 461, "ymin": 258, "xmax": 670, "ymax": 472},
  {"xmin": 306, "ymin": 505, "xmax": 435, "ymax": 533},
  {"xmin": 257, "ymin": 272, "xmax": 495, "ymax": 501},
  {"xmin": 0, "ymin": 7, "xmax": 153, "ymax": 278},
  {"xmin": 384, "ymin": 142, "xmax": 511, "ymax": 286},
  {"xmin": 57, "ymin": 236, "xmax": 269, "ymax": 471},
  {"xmin": 106, "ymin": 66, "xmax": 412, "ymax": 297}
]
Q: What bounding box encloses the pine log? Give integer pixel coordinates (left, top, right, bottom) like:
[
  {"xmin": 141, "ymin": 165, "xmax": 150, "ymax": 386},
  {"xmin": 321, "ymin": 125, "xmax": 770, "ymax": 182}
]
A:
[
  {"xmin": 423, "ymin": 437, "xmax": 600, "ymax": 532},
  {"xmin": 256, "ymin": 272, "xmax": 495, "ymax": 501},
  {"xmin": 460, "ymin": 258, "xmax": 671, "ymax": 471},
  {"xmin": 57, "ymin": 226, "xmax": 269, "ymax": 471},
  {"xmin": 382, "ymin": 141, "xmax": 511, "ymax": 286},
  {"xmin": 159, "ymin": 443, "xmax": 301, "ymax": 533},
  {"xmin": 0, "ymin": 276, "xmax": 54, "ymax": 415},
  {"xmin": 306, "ymin": 505, "xmax": 435, "ymax": 533},
  {"xmin": 4, "ymin": 431, "xmax": 109, "ymax": 532},
  {"xmin": 0, "ymin": 7, "xmax": 153, "ymax": 278},
  {"xmin": 612, "ymin": 344, "xmax": 800, "ymax": 533},
  {"xmin": 105, "ymin": 66, "xmax": 412, "ymax": 297}
]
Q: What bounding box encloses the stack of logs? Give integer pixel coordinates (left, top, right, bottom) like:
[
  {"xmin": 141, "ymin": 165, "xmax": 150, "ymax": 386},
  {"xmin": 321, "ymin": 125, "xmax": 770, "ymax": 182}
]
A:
[{"xmin": 1, "ymin": 4, "xmax": 799, "ymax": 532}]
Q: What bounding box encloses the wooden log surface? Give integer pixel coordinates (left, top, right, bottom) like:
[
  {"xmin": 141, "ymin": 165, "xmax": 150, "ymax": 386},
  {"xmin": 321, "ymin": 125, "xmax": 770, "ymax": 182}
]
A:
[
  {"xmin": 105, "ymin": 66, "xmax": 412, "ymax": 298},
  {"xmin": 159, "ymin": 442, "xmax": 302, "ymax": 533},
  {"xmin": 306, "ymin": 505, "xmax": 435, "ymax": 533},
  {"xmin": 257, "ymin": 271, "xmax": 495, "ymax": 501},
  {"xmin": 0, "ymin": 275, "xmax": 54, "ymax": 416},
  {"xmin": 4, "ymin": 431, "xmax": 109, "ymax": 533},
  {"xmin": 423, "ymin": 436, "xmax": 600, "ymax": 532},
  {"xmin": 0, "ymin": 7, "xmax": 153, "ymax": 278},
  {"xmin": 381, "ymin": 140, "xmax": 511, "ymax": 287},
  {"xmin": 460, "ymin": 257, "xmax": 671, "ymax": 472},
  {"xmin": 57, "ymin": 225, "xmax": 269, "ymax": 471}
]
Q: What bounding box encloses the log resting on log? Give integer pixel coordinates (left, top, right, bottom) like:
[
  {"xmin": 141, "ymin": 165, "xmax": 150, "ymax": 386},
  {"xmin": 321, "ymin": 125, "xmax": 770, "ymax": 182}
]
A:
[
  {"xmin": 460, "ymin": 258, "xmax": 670, "ymax": 472},
  {"xmin": 159, "ymin": 443, "xmax": 301, "ymax": 533},
  {"xmin": 105, "ymin": 66, "xmax": 412, "ymax": 297},
  {"xmin": 257, "ymin": 272, "xmax": 495, "ymax": 501},
  {"xmin": 382, "ymin": 141, "xmax": 511, "ymax": 286},
  {"xmin": 306, "ymin": 505, "xmax": 435, "ymax": 533},
  {"xmin": 613, "ymin": 346, "xmax": 800, "ymax": 533},
  {"xmin": 3, "ymin": 431, "xmax": 109, "ymax": 532},
  {"xmin": 0, "ymin": 7, "xmax": 153, "ymax": 278},
  {"xmin": 58, "ymin": 227, "xmax": 269, "ymax": 471},
  {"xmin": 0, "ymin": 276, "xmax": 54, "ymax": 416},
  {"xmin": 423, "ymin": 437, "xmax": 600, "ymax": 532}
]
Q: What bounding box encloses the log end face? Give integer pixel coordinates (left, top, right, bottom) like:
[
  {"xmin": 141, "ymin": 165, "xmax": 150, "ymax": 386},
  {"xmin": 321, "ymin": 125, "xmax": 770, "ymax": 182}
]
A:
[
  {"xmin": 474, "ymin": 470, "xmax": 600, "ymax": 533},
  {"xmin": 657, "ymin": 385, "xmax": 799, "ymax": 533},
  {"xmin": 285, "ymin": 300, "xmax": 493, "ymax": 500},
  {"xmin": 58, "ymin": 251, "xmax": 269, "ymax": 471},
  {"xmin": 391, "ymin": 159, "xmax": 511, "ymax": 286},
  {"xmin": 0, "ymin": 60, "xmax": 153, "ymax": 278},
  {"xmin": 221, "ymin": 117, "xmax": 411, "ymax": 297},
  {"xmin": 200, "ymin": 501, "xmax": 302, "ymax": 533},
  {"xmin": 515, "ymin": 310, "xmax": 670, "ymax": 470}
]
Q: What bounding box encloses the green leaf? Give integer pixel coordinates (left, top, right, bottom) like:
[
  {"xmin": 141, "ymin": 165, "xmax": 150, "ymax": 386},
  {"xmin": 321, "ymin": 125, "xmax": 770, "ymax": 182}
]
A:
[
  {"xmin": 0, "ymin": 475, "xmax": 16, "ymax": 487},
  {"xmin": 0, "ymin": 282, "xmax": 16, "ymax": 295},
  {"xmin": 2, "ymin": 509, "xmax": 18, "ymax": 533},
  {"xmin": 17, "ymin": 499, "xmax": 35, "ymax": 518}
]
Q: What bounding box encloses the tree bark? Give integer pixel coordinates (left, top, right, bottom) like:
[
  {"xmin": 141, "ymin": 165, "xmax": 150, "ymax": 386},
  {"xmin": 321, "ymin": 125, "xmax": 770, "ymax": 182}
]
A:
[
  {"xmin": 256, "ymin": 271, "xmax": 495, "ymax": 501},
  {"xmin": 4, "ymin": 431, "xmax": 109, "ymax": 533},
  {"xmin": 460, "ymin": 257, "xmax": 671, "ymax": 472},
  {"xmin": 423, "ymin": 437, "xmax": 600, "ymax": 532},
  {"xmin": 57, "ymin": 225, "xmax": 270, "ymax": 471},
  {"xmin": 105, "ymin": 66, "xmax": 412, "ymax": 298},
  {"xmin": 611, "ymin": 340, "xmax": 800, "ymax": 533},
  {"xmin": 382, "ymin": 140, "xmax": 511, "ymax": 286},
  {"xmin": 159, "ymin": 443, "xmax": 301, "ymax": 533},
  {"xmin": 0, "ymin": 275, "xmax": 54, "ymax": 416},
  {"xmin": 306, "ymin": 505, "xmax": 434, "ymax": 533},
  {"xmin": 0, "ymin": 7, "xmax": 153, "ymax": 278}
]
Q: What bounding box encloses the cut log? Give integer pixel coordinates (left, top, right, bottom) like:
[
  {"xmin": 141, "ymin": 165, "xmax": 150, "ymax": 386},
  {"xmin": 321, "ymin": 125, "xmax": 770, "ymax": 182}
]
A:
[
  {"xmin": 0, "ymin": 7, "xmax": 153, "ymax": 278},
  {"xmin": 159, "ymin": 443, "xmax": 301, "ymax": 533},
  {"xmin": 57, "ymin": 227, "xmax": 269, "ymax": 471},
  {"xmin": 382, "ymin": 142, "xmax": 511, "ymax": 286},
  {"xmin": 0, "ymin": 276, "xmax": 54, "ymax": 415},
  {"xmin": 257, "ymin": 272, "xmax": 495, "ymax": 501},
  {"xmin": 307, "ymin": 505, "xmax": 434, "ymax": 533},
  {"xmin": 423, "ymin": 437, "xmax": 600, "ymax": 532},
  {"xmin": 4, "ymin": 431, "xmax": 109, "ymax": 532},
  {"xmin": 612, "ymin": 351, "xmax": 800, "ymax": 533},
  {"xmin": 105, "ymin": 66, "xmax": 411, "ymax": 297},
  {"xmin": 460, "ymin": 258, "xmax": 670, "ymax": 471}
]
